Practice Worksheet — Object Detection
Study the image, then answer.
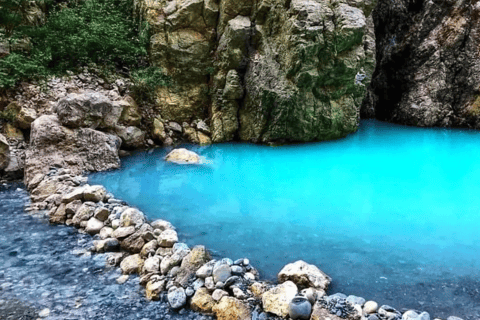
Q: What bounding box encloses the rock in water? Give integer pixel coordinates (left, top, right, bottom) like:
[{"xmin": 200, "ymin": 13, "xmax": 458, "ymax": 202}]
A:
[{"xmin": 165, "ymin": 148, "xmax": 201, "ymax": 164}]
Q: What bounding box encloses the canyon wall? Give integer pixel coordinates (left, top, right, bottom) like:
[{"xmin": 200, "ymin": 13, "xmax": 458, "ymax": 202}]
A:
[
  {"xmin": 136, "ymin": 0, "xmax": 376, "ymax": 143},
  {"xmin": 364, "ymin": 0, "xmax": 480, "ymax": 128}
]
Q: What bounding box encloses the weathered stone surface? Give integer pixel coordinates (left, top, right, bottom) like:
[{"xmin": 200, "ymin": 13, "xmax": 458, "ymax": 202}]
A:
[
  {"xmin": 16, "ymin": 107, "xmax": 37, "ymax": 129},
  {"xmin": 151, "ymin": 219, "xmax": 175, "ymax": 231},
  {"xmin": 49, "ymin": 203, "xmax": 66, "ymax": 224},
  {"xmin": 146, "ymin": 277, "xmax": 166, "ymax": 300},
  {"xmin": 239, "ymin": 0, "xmax": 372, "ymax": 143},
  {"xmin": 168, "ymin": 286, "xmax": 187, "ymax": 309},
  {"xmin": 311, "ymin": 302, "xmax": 344, "ymax": 320},
  {"xmin": 212, "ymin": 289, "xmax": 229, "ymax": 302},
  {"xmin": 120, "ymin": 208, "xmax": 145, "ymax": 229},
  {"xmin": 176, "ymin": 245, "xmax": 211, "ymax": 287},
  {"xmin": 113, "ymin": 226, "xmax": 136, "ymax": 239},
  {"xmin": 0, "ymin": 134, "xmax": 10, "ymax": 170},
  {"xmin": 190, "ymin": 287, "xmax": 215, "ymax": 314},
  {"xmin": 72, "ymin": 203, "xmax": 95, "ymax": 227},
  {"xmin": 121, "ymin": 231, "xmax": 146, "ymax": 253},
  {"xmin": 364, "ymin": 0, "xmax": 480, "ymax": 131},
  {"xmin": 165, "ymin": 148, "xmax": 201, "ymax": 164},
  {"xmin": 120, "ymin": 254, "xmax": 145, "ymax": 274},
  {"xmin": 115, "ymin": 126, "xmax": 145, "ymax": 149},
  {"xmin": 143, "ymin": 256, "xmax": 161, "ymax": 274},
  {"xmin": 54, "ymin": 91, "xmax": 123, "ymax": 129},
  {"xmin": 141, "ymin": 240, "xmax": 159, "ymax": 258},
  {"xmin": 62, "ymin": 187, "xmax": 85, "ymax": 203},
  {"xmin": 94, "ymin": 207, "xmax": 110, "ymax": 222},
  {"xmin": 158, "ymin": 229, "xmax": 178, "ymax": 247},
  {"xmin": 152, "ymin": 118, "xmax": 167, "ymax": 143},
  {"xmin": 85, "ymin": 217, "xmax": 104, "ymax": 235},
  {"xmin": 278, "ymin": 260, "xmax": 331, "ymax": 291},
  {"xmin": 262, "ymin": 281, "xmax": 298, "ymax": 318},
  {"xmin": 65, "ymin": 199, "xmax": 82, "ymax": 216},
  {"xmin": 213, "ymin": 262, "xmax": 232, "ymax": 283},
  {"xmin": 212, "ymin": 296, "xmax": 251, "ymax": 320},
  {"xmin": 99, "ymin": 227, "xmax": 114, "ymax": 240},
  {"xmin": 25, "ymin": 115, "xmax": 121, "ymax": 186},
  {"xmin": 119, "ymin": 96, "xmax": 142, "ymax": 126},
  {"xmin": 83, "ymin": 185, "xmax": 106, "ymax": 202}
]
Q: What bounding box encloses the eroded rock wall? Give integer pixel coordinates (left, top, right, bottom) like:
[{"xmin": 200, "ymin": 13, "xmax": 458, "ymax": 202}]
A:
[
  {"xmin": 364, "ymin": 0, "xmax": 480, "ymax": 128},
  {"xmin": 138, "ymin": 0, "xmax": 376, "ymax": 143}
]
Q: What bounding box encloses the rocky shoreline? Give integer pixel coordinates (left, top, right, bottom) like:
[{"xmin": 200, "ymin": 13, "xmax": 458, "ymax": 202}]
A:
[{"xmin": 14, "ymin": 161, "xmax": 464, "ymax": 320}]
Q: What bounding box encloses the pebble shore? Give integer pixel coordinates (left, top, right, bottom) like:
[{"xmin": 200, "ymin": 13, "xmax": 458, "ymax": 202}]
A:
[{"xmin": 19, "ymin": 164, "xmax": 467, "ymax": 320}]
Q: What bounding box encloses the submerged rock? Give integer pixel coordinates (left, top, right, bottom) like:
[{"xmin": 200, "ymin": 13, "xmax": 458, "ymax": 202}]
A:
[{"xmin": 165, "ymin": 148, "xmax": 201, "ymax": 164}]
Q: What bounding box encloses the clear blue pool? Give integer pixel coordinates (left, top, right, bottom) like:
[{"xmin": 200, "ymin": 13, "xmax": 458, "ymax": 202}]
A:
[{"xmin": 90, "ymin": 120, "xmax": 480, "ymax": 318}]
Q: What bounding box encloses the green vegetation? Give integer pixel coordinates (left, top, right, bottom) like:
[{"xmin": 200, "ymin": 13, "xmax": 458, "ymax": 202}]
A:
[
  {"xmin": 0, "ymin": 0, "xmax": 167, "ymax": 97},
  {"xmin": 131, "ymin": 66, "xmax": 171, "ymax": 103}
]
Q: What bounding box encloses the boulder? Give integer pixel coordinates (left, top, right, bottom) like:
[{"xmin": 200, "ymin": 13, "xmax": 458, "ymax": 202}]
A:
[
  {"xmin": 146, "ymin": 277, "xmax": 166, "ymax": 300},
  {"xmin": 121, "ymin": 232, "xmax": 146, "ymax": 253},
  {"xmin": 151, "ymin": 219, "xmax": 175, "ymax": 231},
  {"xmin": 165, "ymin": 148, "xmax": 201, "ymax": 164},
  {"xmin": 175, "ymin": 245, "xmax": 211, "ymax": 287},
  {"xmin": 278, "ymin": 260, "xmax": 331, "ymax": 291},
  {"xmin": 168, "ymin": 286, "xmax": 187, "ymax": 309},
  {"xmin": 115, "ymin": 126, "xmax": 145, "ymax": 149},
  {"xmin": 94, "ymin": 207, "xmax": 110, "ymax": 222},
  {"xmin": 143, "ymin": 256, "xmax": 161, "ymax": 274},
  {"xmin": 0, "ymin": 134, "xmax": 10, "ymax": 170},
  {"xmin": 140, "ymin": 240, "xmax": 159, "ymax": 258},
  {"xmin": 212, "ymin": 296, "xmax": 251, "ymax": 320},
  {"xmin": 158, "ymin": 229, "xmax": 178, "ymax": 247},
  {"xmin": 16, "ymin": 106, "xmax": 37, "ymax": 129},
  {"xmin": 62, "ymin": 187, "xmax": 85, "ymax": 203},
  {"xmin": 212, "ymin": 289, "xmax": 229, "ymax": 302},
  {"xmin": 120, "ymin": 254, "xmax": 145, "ymax": 274},
  {"xmin": 72, "ymin": 203, "xmax": 96, "ymax": 227},
  {"xmin": 49, "ymin": 203, "xmax": 66, "ymax": 224},
  {"xmin": 120, "ymin": 208, "xmax": 145, "ymax": 228},
  {"xmin": 99, "ymin": 227, "xmax": 114, "ymax": 240},
  {"xmin": 54, "ymin": 91, "xmax": 123, "ymax": 129},
  {"xmin": 83, "ymin": 185, "xmax": 106, "ymax": 202},
  {"xmin": 85, "ymin": 218, "xmax": 104, "ymax": 235},
  {"xmin": 113, "ymin": 226, "xmax": 136, "ymax": 239},
  {"xmin": 152, "ymin": 119, "xmax": 167, "ymax": 142},
  {"xmin": 262, "ymin": 281, "xmax": 298, "ymax": 318},
  {"xmin": 65, "ymin": 199, "xmax": 82, "ymax": 217},
  {"xmin": 190, "ymin": 287, "xmax": 215, "ymax": 314},
  {"xmin": 118, "ymin": 96, "xmax": 142, "ymax": 126},
  {"xmin": 25, "ymin": 115, "xmax": 121, "ymax": 186},
  {"xmin": 213, "ymin": 261, "xmax": 232, "ymax": 283}
]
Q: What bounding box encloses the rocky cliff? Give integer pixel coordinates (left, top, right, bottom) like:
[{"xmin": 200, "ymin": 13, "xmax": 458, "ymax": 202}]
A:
[
  {"xmin": 364, "ymin": 0, "xmax": 480, "ymax": 128},
  {"xmin": 137, "ymin": 0, "xmax": 376, "ymax": 143}
]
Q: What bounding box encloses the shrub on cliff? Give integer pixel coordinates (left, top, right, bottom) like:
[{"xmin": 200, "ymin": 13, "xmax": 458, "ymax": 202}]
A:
[{"xmin": 0, "ymin": 0, "xmax": 152, "ymax": 89}]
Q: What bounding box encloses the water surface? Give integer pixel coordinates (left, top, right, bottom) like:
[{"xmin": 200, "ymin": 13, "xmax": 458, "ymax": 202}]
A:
[{"xmin": 90, "ymin": 120, "xmax": 480, "ymax": 318}]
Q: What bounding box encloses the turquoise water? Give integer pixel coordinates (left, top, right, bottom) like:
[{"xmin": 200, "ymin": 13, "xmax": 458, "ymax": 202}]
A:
[{"xmin": 90, "ymin": 120, "xmax": 480, "ymax": 317}]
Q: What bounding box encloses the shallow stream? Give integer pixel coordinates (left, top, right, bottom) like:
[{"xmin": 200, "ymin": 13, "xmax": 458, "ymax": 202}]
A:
[
  {"xmin": 0, "ymin": 184, "xmax": 211, "ymax": 320},
  {"xmin": 90, "ymin": 120, "xmax": 480, "ymax": 319}
]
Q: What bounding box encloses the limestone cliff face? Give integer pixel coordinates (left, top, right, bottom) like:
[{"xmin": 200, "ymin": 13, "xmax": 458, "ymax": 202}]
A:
[
  {"xmin": 138, "ymin": 0, "xmax": 376, "ymax": 143},
  {"xmin": 364, "ymin": 0, "xmax": 480, "ymax": 128}
]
